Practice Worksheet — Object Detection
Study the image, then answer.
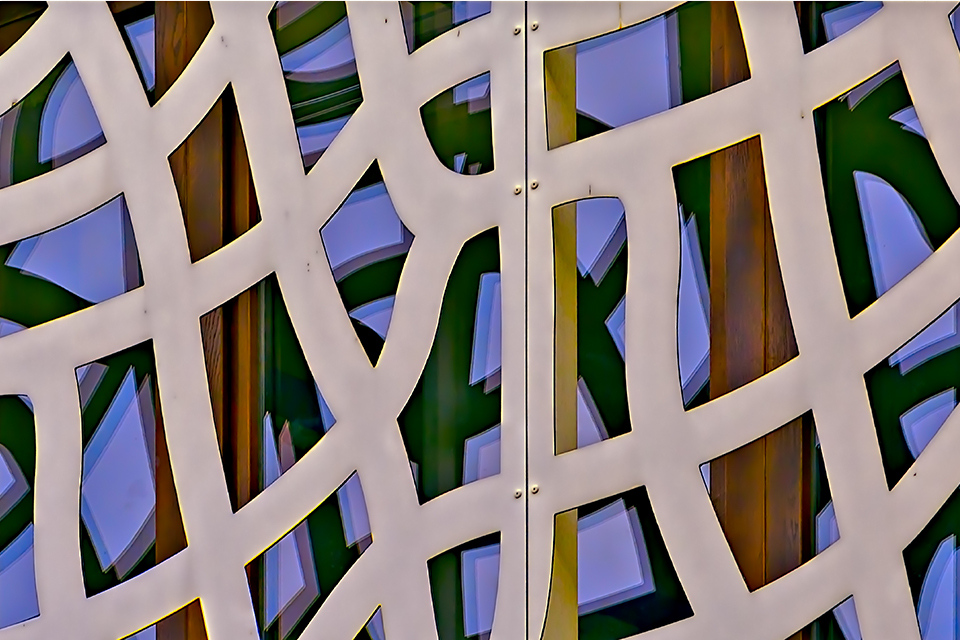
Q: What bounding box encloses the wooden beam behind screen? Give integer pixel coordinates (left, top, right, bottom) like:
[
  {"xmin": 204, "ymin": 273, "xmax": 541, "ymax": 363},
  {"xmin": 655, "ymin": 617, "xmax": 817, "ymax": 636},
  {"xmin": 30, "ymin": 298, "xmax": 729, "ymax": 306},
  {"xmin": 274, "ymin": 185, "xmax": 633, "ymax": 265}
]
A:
[
  {"xmin": 707, "ymin": 2, "xmax": 810, "ymax": 613},
  {"xmin": 155, "ymin": 3, "xmax": 257, "ymax": 638}
]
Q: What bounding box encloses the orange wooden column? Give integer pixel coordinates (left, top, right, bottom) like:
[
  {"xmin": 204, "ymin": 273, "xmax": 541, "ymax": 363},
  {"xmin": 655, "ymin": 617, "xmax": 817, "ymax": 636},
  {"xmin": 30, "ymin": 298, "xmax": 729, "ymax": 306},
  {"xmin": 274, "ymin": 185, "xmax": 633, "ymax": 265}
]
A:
[
  {"xmin": 154, "ymin": 3, "xmax": 260, "ymax": 637},
  {"xmin": 707, "ymin": 2, "xmax": 810, "ymax": 600}
]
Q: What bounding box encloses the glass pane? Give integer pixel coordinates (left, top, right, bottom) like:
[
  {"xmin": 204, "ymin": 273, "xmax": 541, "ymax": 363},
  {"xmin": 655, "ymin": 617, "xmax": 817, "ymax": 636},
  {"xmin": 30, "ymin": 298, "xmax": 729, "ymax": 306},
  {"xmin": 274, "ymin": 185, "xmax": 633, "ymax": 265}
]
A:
[
  {"xmin": 428, "ymin": 533, "xmax": 501, "ymax": 640},
  {"xmin": 904, "ymin": 484, "xmax": 960, "ymax": 639},
  {"xmin": 554, "ymin": 198, "xmax": 629, "ymax": 454},
  {"xmin": 421, "ymin": 72, "xmax": 493, "ymax": 175},
  {"xmin": 78, "ymin": 341, "xmax": 187, "ymax": 597},
  {"xmin": 353, "ymin": 608, "xmax": 386, "ymax": 640},
  {"xmin": 201, "ymin": 274, "xmax": 334, "ymax": 512},
  {"xmin": 398, "ymin": 228, "xmax": 501, "ymax": 503},
  {"xmin": 815, "ymin": 62, "xmax": 960, "ymax": 317},
  {"xmin": 541, "ymin": 487, "xmax": 692, "ymax": 639},
  {"xmin": 544, "ymin": 2, "xmax": 747, "ymax": 148},
  {"xmin": 272, "ymin": 1, "xmax": 362, "ymax": 171},
  {"xmin": 112, "ymin": 3, "xmax": 156, "ymax": 102},
  {"xmin": 247, "ymin": 472, "xmax": 372, "ymax": 640},
  {"xmin": 400, "ymin": 1, "xmax": 491, "ymax": 53},
  {"xmin": 705, "ymin": 412, "xmax": 822, "ymax": 591},
  {"xmin": 793, "ymin": 596, "xmax": 863, "ymax": 640},
  {"xmin": 0, "ymin": 55, "xmax": 105, "ymax": 187},
  {"xmin": 866, "ymin": 302, "xmax": 960, "ymax": 488},
  {"xmin": 321, "ymin": 162, "xmax": 413, "ymax": 366},
  {"xmin": 796, "ymin": 2, "xmax": 883, "ymax": 53},
  {"xmin": 673, "ymin": 137, "xmax": 798, "ymax": 409},
  {"xmin": 0, "ymin": 194, "xmax": 142, "ymax": 335},
  {"xmin": 0, "ymin": 395, "xmax": 38, "ymax": 630}
]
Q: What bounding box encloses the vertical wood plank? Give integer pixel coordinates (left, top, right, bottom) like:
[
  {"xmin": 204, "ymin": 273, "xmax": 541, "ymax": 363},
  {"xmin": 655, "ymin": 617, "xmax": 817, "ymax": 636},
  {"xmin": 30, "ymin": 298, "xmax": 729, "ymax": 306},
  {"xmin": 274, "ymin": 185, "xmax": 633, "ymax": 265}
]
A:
[{"xmin": 707, "ymin": 3, "xmax": 809, "ymax": 608}]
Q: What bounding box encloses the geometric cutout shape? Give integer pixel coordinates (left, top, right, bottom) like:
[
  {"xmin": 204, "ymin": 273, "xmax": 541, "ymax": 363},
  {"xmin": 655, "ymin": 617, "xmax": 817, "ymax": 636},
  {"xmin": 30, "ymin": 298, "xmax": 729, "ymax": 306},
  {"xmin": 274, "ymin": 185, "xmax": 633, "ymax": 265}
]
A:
[
  {"xmin": 542, "ymin": 486, "xmax": 692, "ymax": 639},
  {"xmin": 200, "ymin": 274, "xmax": 331, "ymax": 512},
  {"xmin": 121, "ymin": 599, "xmax": 207, "ymax": 640},
  {"xmin": 400, "ymin": 1, "xmax": 491, "ymax": 53},
  {"xmin": 271, "ymin": 1, "xmax": 362, "ymax": 171},
  {"xmin": 866, "ymin": 301, "xmax": 960, "ymax": 488},
  {"xmin": 321, "ymin": 162, "xmax": 413, "ymax": 366},
  {"xmin": 815, "ymin": 63, "xmax": 960, "ymax": 317},
  {"xmin": 673, "ymin": 136, "xmax": 799, "ymax": 410},
  {"xmin": 0, "ymin": 53, "xmax": 105, "ymax": 188},
  {"xmin": 705, "ymin": 411, "xmax": 820, "ymax": 591},
  {"xmin": 795, "ymin": 596, "xmax": 863, "ymax": 640},
  {"xmin": 354, "ymin": 607, "xmax": 386, "ymax": 640},
  {"xmin": 168, "ymin": 85, "xmax": 261, "ymax": 263},
  {"xmin": 797, "ymin": 1, "xmax": 883, "ymax": 53},
  {"xmin": 398, "ymin": 228, "xmax": 501, "ymax": 504},
  {"xmin": 247, "ymin": 472, "xmax": 372, "ymax": 640},
  {"xmin": 545, "ymin": 3, "xmax": 749, "ymax": 148},
  {"xmin": 2, "ymin": 195, "xmax": 142, "ymax": 325},
  {"xmin": 428, "ymin": 533, "xmax": 500, "ymax": 640},
  {"xmin": 553, "ymin": 198, "xmax": 629, "ymax": 454},
  {"xmin": 110, "ymin": 2, "xmax": 157, "ymax": 103},
  {"xmin": 77, "ymin": 341, "xmax": 186, "ymax": 597},
  {"xmin": 0, "ymin": 4, "xmax": 46, "ymax": 59},
  {"xmin": 421, "ymin": 72, "xmax": 494, "ymax": 175},
  {"xmin": 905, "ymin": 485, "xmax": 960, "ymax": 640},
  {"xmin": 0, "ymin": 394, "xmax": 37, "ymax": 630}
]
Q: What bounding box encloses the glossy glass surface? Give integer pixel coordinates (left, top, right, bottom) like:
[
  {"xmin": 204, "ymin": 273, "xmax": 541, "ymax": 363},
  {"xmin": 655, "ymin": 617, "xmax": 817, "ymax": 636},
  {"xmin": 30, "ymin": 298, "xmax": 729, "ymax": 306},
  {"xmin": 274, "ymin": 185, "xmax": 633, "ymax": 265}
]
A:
[
  {"xmin": 545, "ymin": 487, "xmax": 692, "ymax": 640},
  {"xmin": 421, "ymin": 72, "xmax": 494, "ymax": 175},
  {"xmin": 866, "ymin": 302, "xmax": 960, "ymax": 488},
  {"xmin": 353, "ymin": 608, "xmax": 386, "ymax": 640},
  {"xmin": 428, "ymin": 533, "xmax": 501, "ymax": 640},
  {"xmin": 545, "ymin": 2, "xmax": 748, "ymax": 147},
  {"xmin": 797, "ymin": 2, "xmax": 883, "ymax": 53},
  {"xmin": 797, "ymin": 597, "xmax": 863, "ymax": 640},
  {"xmin": 0, "ymin": 55, "xmax": 105, "ymax": 187},
  {"xmin": 201, "ymin": 274, "xmax": 334, "ymax": 512},
  {"xmin": 78, "ymin": 341, "xmax": 186, "ymax": 597},
  {"xmin": 248, "ymin": 472, "xmax": 371, "ymax": 640},
  {"xmin": 272, "ymin": 1, "xmax": 362, "ymax": 170},
  {"xmin": 0, "ymin": 395, "xmax": 38, "ymax": 630},
  {"xmin": 554, "ymin": 198, "xmax": 629, "ymax": 451},
  {"xmin": 815, "ymin": 63, "xmax": 960, "ymax": 317},
  {"xmin": 400, "ymin": 1, "xmax": 491, "ymax": 53},
  {"xmin": 113, "ymin": 3, "xmax": 156, "ymax": 102},
  {"xmin": 121, "ymin": 600, "xmax": 207, "ymax": 640},
  {"xmin": 398, "ymin": 229, "xmax": 501, "ymax": 503},
  {"xmin": 321, "ymin": 163, "xmax": 413, "ymax": 366},
  {"xmin": 0, "ymin": 194, "xmax": 142, "ymax": 337},
  {"xmin": 904, "ymin": 483, "xmax": 960, "ymax": 640}
]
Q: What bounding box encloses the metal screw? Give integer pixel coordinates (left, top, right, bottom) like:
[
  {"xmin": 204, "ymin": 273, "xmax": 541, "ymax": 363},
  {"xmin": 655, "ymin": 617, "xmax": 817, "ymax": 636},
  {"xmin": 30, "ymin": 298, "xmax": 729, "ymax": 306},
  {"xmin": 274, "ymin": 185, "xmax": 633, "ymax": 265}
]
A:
[
  {"xmin": 531, "ymin": 180, "xmax": 539, "ymax": 190},
  {"xmin": 514, "ymin": 489, "xmax": 523, "ymax": 499},
  {"xmin": 531, "ymin": 485, "xmax": 539, "ymax": 494},
  {"xmin": 514, "ymin": 186, "xmax": 522, "ymax": 195},
  {"xmin": 513, "ymin": 26, "xmax": 521, "ymax": 35},
  {"xmin": 531, "ymin": 21, "xmax": 539, "ymax": 31}
]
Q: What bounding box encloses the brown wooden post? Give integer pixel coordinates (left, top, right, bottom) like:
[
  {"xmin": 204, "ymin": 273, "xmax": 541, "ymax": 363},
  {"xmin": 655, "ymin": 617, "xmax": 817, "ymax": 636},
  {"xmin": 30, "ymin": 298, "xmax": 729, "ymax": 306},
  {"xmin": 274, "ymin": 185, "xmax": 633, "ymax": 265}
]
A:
[{"xmin": 707, "ymin": 2, "xmax": 809, "ymax": 603}]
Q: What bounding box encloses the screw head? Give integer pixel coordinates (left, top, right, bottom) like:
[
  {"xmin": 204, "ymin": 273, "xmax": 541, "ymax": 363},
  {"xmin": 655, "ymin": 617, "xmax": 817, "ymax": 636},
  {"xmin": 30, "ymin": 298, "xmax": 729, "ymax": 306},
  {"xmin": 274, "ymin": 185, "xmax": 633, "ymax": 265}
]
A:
[
  {"xmin": 531, "ymin": 180, "xmax": 539, "ymax": 190},
  {"xmin": 513, "ymin": 26, "xmax": 521, "ymax": 35},
  {"xmin": 514, "ymin": 186, "xmax": 522, "ymax": 195},
  {"xmin": 531, "ymin": 21, "xmax": 539, "ymax": 31},
  {"xmin": 514, "ymin": 489, "xmax": 523, "ymax": 499},
  {"xmin": 531, "ymin": 485, "xmax": 539, "ymax": 494}
]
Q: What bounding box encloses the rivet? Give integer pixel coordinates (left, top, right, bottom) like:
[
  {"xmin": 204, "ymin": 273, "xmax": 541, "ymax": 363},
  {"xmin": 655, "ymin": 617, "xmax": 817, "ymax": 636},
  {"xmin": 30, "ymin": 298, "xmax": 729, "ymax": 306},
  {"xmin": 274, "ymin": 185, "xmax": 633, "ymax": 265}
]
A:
[
  {"xmin": 514, "ymin": 186, "xmax": 522, "ymax": 195},
  {"xmin": 531, "ymin": 21, "xmax": 539, "ymax": 31},
  {"xmin": 531, "ymin": 180, "xmax": 539, "ymax": 190},
  {"xmin": 513, "ymin": 26, "xmax": 521, "ymax": 35},
  {"xmin": 531, "ymin": 485, "xmax": 539, "ymax": 494},
  {"xmin": 514, "ymin": 489, "xmax": 523, "ymax": 498}
]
